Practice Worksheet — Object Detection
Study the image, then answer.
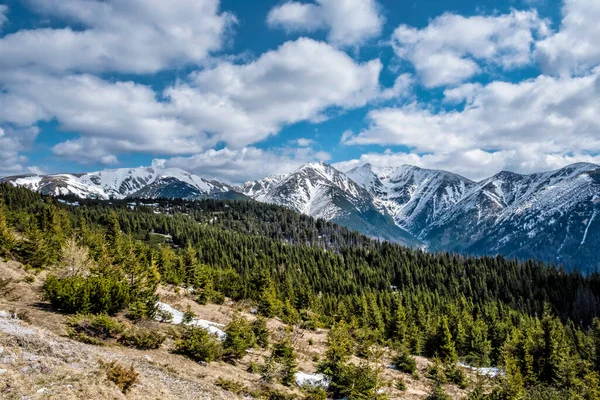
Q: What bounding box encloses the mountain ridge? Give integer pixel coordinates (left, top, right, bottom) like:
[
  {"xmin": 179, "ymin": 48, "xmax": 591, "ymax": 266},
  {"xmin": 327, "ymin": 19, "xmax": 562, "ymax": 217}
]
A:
[{"xmin": 3, "ymin": 161, "xmax": 599, "ymax": 270}]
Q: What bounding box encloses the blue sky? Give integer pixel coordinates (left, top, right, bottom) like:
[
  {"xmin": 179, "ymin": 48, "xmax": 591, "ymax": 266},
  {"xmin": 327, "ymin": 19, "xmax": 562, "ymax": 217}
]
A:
[{"xmin": 0, "ymin": 0, "xmax": 598, "ymax": 183}]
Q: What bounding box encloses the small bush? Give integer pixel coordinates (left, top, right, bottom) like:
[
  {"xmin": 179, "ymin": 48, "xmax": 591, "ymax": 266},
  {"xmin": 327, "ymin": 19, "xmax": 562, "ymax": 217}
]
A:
[
  {"xmin": 102, "ymin": 360, "xmax": 139, "ymax": 394},
  {"xmin": 155, "ymin": 308, "xmax": 174, "ymax": 323},
  {"xmin": 425, "ymin": 359, "xmax": 447, "ymax": 384},
  {"xmin": 426, "ymin": 383, "xmax": 451, "ymax": 400},
  {"xmin": 182, "ymin": 305, "xmax": 195, "ymax": 324},
  {"xmin": 253, "ymin": 316, "xmax": 270, "ymax": 348},
  {"xmin": 301, "ymin": 385, "xmax": 328, "ymax": 400},
  {"xmin": 215, "ymin": 377, "xmax": 246, "ymax": 395},
  {"xmin": 307, "ymin": 338, "xmax": 314, "ymax": 346},
  {"xmin": 395, "ymin": 378, "xmax": 407, "ymax": 391},
  {"xmin": 224, "ymin": 315, "xmax": 256, "ymax": 361},
  {"xmin": 44, "ymin": 275, "xmax": 130, "ymax": 315},
  {"xmin": 175, "ymin": 326, "xmax": 223, "ymax": 362},
  {"xmin": 67, "ymin": 314, "xmax": 124, "ymax": 343},
  {"xmin": 392, "ymin": 347, "xmax": 417, "ymax": 374},
  {"xmin": 445, "ymin": 364, "xmax": 468, "ymax": 389},
  {"xmin": 251, "ymin": 386, "xmax": 297, "ymax": 400},
  {"xmin": 119, "ymin": 326, "xmax": 165, "ymax": 350}
]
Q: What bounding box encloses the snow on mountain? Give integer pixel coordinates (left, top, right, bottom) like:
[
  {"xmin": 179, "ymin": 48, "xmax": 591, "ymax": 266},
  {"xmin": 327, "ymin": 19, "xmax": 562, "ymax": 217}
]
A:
[
  {"xmin": 347, "ymin": 163, "xmax": 475, "ymax": 238},
  {"xmin": 243, "ymin": 162, "xmax": 421, "ymax": 246},
  {"xmin": 241, "ymin": 173, "xmax": 289, "ymax": 198},
  {"xmin": 426, "ymin": 162, "xmax": 600, "ymax": 270},
  {"xmin": 2, "ymin": 165, "xmax": 239, "ymax": 201},
  {"xmin": 4, "ymin": 160, "xmax": 599, "ymax": 270}
]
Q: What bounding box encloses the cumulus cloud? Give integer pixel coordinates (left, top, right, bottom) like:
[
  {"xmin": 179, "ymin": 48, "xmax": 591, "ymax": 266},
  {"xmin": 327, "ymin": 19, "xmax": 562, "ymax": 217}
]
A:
[
  {"xmin": 267, "ymin": 0, "xmax": 384, "ymax": 47},
  {"xmin": 0, "ymin": 38, "xmax": 397, "ymax": 165},
  {"xmin": 163, "ymin": 38, "xmax": 389, "ymax": 147},
  {"xmin": 164, "ymin": 146, "xmax": 331, "ymax": 184},
  {"xmin": 0, "ymin": 0, "xmax": 235, "ymax": 74},
  {"xmin": 535, "ymin": 0, "xmax": 600, "ymax": 76},
  {"xmin": 392, "ymin": 10, "xmax": 550, "ymax": 87},
  {"xmin": 342, "ymin": 68, "xmax": 600, "ymax": 176},
  {"xmin": 0, "ymin": 126, "xmax": 39, "ymax": 177}
]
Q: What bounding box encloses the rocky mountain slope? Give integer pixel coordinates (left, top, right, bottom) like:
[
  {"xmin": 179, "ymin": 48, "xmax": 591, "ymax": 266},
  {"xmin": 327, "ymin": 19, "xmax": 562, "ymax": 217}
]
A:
[
  {"xmin": 345, "ymin": 162, "xmax": 600, "ymax": 271},
  {"xmin": 242, "ymin": 162, "xmax": 420, "ymax": 246},
  {"xmin": 3, "ymin": 161, "xmax": 599, "ymax": 270}
]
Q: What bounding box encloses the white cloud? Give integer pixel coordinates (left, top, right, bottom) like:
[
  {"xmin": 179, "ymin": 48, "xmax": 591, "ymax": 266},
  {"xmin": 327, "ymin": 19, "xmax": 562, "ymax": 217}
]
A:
[
  {"xmin": 295, "ymin": 138, "xmax": 315, "ymax": 147},
  {"xmin": 0, "ymin": 0, "xmax": 235, "ymax": 74},
  {"xmin": 535, "ymin": 0, "xmax": 600, "ymax": 76},
  {"xmin": 164, "ymin": 146, "xmax": 331, "ymax": 184},
  {"xmin": 392, "ymin": 10, "xmax": 550, "ymax": 87},
  {"xmin": 0, "ymin": 38, "xmax": 395, "ymax": 164},
  {"xmin": 267, "ymin": 0, "xmax": 384, "ymax": 47},
  {"xmin": 0, "ymin": 5, "xmax": 8, "ymax": 31},
  {"xmin": 334, "ymin": 148, "xmax": 600, "ymax": 182},
  {"xmin": 342, "ymin": 67, "xmax": 600, "ymax": 178},
  {"xmin": 344, "ymin": 69, "xmax": 600, "ymax": 154},
  {"xmin": 163, "ymin": 38, "xmax": 388, "ymax": 148},
  {"xmin": 0, "ymin": 126, "xmax": 39, "ymax": 177}
]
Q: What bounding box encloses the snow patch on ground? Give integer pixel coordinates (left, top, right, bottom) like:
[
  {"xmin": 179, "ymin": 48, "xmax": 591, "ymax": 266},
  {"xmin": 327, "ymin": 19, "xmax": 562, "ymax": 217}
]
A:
[
  {"xmin": 458, "ymin": 362, "xmax": 503, "ymax": 377},
  {"xmin": 154, "ymin": 302, "xmax": 226, "ymax": 340},
  {"xmin": 294, "ymin": 371, "xmax": 330, "ymax": 388}
]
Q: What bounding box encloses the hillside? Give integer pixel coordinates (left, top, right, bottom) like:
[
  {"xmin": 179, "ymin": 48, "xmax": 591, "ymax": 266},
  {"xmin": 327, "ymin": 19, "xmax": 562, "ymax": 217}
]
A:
[
  {"xmin": 2, "ymin": 183, "xmax": 600, "ymax": 398},
  {"xmin": 5, "ymin": 161, "xmax": 599, "ymax": 270},
  {"xmin": 0, "ymin": 259, "xmax": 470, "ymax": 399}
]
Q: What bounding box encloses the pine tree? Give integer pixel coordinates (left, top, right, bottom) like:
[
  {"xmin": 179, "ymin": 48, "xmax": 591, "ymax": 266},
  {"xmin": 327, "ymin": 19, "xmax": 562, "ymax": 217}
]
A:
[
  {"xmin": 436, "ymin": 317, "xmax": 458, "ymax": 365},
  {"xmin": 0, "ymin": 199, "xmax": 15, "ymax": 255}
]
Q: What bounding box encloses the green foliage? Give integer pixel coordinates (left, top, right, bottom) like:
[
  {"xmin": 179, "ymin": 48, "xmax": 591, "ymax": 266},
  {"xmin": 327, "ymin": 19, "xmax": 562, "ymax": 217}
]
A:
[
  {"xmin": 444, "ymin": 364, "xmax": 468, "ymax": 389},
  {"xmin": 392, "ymin": 346, "xmax": 417, "ymax": 374},
  {"xmin": 425, "ymin": 359, "xmax": 448, "ymax": 384},
  {"xmin": 182, "ymin": 305, "xmax": 195, "ymax": 324},
  {"xmin": 301, "ymin": 386, "xmax": 328, "ymax": 400},
  {"xmin": 331, "ymin": 361, "xmax": 387, "ymax": 400},
  {"xmin": 102, "ymin": 360, "xmax": 139, "ymax": 394},
  {"xmin": 426, "ymin": 383, "xmax": 451, "ymax": 400},
  {"xmin": 215, "ymin": 377, "xmax": 246, "ymax": 395},
  {"xmin": 394, "ymin": 377, "xmax": 407, "ymax": 391},
  {"xmin": 273, "ymin": 338, "xmax": 298, "ymax": 386},
  {"xmin": 223, "ymin": 314, "xmax": 256, "ymax": 361},
  {"xmin": 175, "ymin": 326, "xmax": 223, "ymax": 363},
  {"xmin": 44, "ymin": 274, "xmax": 130, "ymax": 315},
  {"xmin": 67, "ymin": 314, "xmax": 125, "ymax": 344},
  {"xmin": 118, "ymin": 326, "xmax": 165, "ymax": 350},
  {"xmin": 253, "ymin": 316, "xmax": 270, "ymax": 348}
]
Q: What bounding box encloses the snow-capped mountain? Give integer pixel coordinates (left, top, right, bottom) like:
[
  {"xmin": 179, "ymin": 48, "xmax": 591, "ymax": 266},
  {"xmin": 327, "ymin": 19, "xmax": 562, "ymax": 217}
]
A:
[
  {"xmin": 241, "ymin": 162, "xmax": 421, "ymax": 246},
  {"xmin": 347, "ymin": 164, "xmax": 475, "ymax": 238},
  {"xmin": 425, "ymin": 162, "xmax": 600, "ymax": 270},
  {"xmin": 346, "ymin": 162, "xmax": 600, "ymax": 271},
  {"xmin": 3, "ymin": 161, "xmax": 599, "ymax": 270},
  {"xmin": 1, "ymin": 165, "xmax": 244, "ymax": 201}
]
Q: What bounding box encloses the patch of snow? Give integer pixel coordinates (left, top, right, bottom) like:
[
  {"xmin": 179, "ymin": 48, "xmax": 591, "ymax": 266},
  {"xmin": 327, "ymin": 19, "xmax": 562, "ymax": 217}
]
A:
[
  {"xmin": 458, "ymin": 362, "xmax": 503, "ymax": 377},
  {"xmin": 581, "ymin": 209, "xmax": 597, "ymax": 246},
  {"xmin": 154, "ymin": 302, "xmax": 226, "ymax": 340},
  {"xmin": 294, "ymin": 371, "xmax": 330, "ymax": 388}
]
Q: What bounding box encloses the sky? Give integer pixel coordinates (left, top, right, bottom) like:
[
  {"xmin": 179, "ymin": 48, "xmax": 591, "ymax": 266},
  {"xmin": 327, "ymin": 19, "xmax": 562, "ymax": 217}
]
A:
[{"xmin": 0, "ymin": 0, "xmax": 599, "ymax": 184}]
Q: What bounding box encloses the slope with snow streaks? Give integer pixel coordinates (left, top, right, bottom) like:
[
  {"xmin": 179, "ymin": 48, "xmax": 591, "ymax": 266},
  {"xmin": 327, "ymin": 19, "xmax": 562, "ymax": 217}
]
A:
[
  {"xmin": 348, "ymin": 164, "xmax": 475, "ymax": 238},
  {"xmin": 245, "ymin": 162, "xmax": 421, "ymax": 246}
]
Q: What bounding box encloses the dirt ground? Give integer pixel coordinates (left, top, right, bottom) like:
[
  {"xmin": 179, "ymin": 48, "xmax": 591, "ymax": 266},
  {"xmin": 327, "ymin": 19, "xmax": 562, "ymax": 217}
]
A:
[{"xmin": 0, "ymin": 258, "xmax": 478, "ymax": 399}]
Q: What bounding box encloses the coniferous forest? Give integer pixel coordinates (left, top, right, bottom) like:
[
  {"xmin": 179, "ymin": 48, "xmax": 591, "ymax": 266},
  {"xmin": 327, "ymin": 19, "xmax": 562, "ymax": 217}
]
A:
[{"xmin": 2, "ymin": 182, "xmax": 600, "ymax": 398}]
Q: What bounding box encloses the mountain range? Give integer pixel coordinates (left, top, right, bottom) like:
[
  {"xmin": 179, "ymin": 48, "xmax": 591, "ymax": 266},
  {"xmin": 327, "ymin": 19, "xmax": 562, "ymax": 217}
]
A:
[{"xmin": 2, "ymin": 161, "xmax": 599, "ymax": 271}]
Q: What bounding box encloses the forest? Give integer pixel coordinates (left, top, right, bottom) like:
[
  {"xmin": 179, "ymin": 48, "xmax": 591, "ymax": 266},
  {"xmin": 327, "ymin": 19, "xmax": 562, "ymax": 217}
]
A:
[{"xmin": 2, "ymin": 182, "xmax": 600, "ymax": 399}]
